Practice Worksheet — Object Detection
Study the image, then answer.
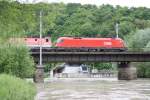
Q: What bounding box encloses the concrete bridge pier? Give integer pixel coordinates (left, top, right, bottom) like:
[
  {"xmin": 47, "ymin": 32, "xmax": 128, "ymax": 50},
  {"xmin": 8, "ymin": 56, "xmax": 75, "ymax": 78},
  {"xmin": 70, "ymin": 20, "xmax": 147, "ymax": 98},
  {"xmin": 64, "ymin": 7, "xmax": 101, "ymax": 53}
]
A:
[
  {"xmin": 118, "ymin": 62, "xmax": 137, "ymax": 80},
  {"xmin": 34, "ymin": 65, "xmax": 44, "ymax": 83}
]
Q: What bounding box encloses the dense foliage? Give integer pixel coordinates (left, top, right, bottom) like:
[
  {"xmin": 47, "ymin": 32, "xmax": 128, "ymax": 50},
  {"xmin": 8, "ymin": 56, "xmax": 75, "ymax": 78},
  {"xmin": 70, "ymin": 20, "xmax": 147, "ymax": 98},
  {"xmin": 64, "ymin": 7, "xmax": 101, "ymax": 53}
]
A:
[
  {"xmin": 126, "ymin": 28, "xmax": 150, "ymax": 78},
  {"xmin": 127, "ymin": 28, "xmax": 150, "ymax": 51},
  {"xmin": 0, "ymin": 43, "xmax": 35, "ymax": 78},
  {"xmin": 0, "ymin": 74, "xmax": 36, "ymax": 100},
  {"xmin": 1, "ymin": 1, "xmax": 150, "ymax": 40},
  {"xmin": 90, "ymin": 63, "xmax": 113, "ymax": 70},
  {"xmin": 1, "ymin": 1, "xmax": 150, "ymax": 77}
]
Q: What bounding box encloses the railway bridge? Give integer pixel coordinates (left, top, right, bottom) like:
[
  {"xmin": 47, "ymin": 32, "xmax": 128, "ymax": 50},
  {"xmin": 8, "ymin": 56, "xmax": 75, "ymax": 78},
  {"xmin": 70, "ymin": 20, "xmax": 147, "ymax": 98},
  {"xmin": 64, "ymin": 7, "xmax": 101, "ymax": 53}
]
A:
[{"xmin": 31, "ymin": 49, "xmax": 150, "ymax": 82}]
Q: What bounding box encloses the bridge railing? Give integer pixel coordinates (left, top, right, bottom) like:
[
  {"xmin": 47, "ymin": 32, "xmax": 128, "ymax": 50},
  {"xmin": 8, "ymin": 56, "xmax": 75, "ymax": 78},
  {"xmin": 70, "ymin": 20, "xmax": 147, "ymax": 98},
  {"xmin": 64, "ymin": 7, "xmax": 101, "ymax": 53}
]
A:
[
  {"xmin": 30, "ymin": 47, "xmax": 150, "ymax": 52},
  {"xmin": 54, "ymin": 70, "xmax": 118, "ymax": 78}
]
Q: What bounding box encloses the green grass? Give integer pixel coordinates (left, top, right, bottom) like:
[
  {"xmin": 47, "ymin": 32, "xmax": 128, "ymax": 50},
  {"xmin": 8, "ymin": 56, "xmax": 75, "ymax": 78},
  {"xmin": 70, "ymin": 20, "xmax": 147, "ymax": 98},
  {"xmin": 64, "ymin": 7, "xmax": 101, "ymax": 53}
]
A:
[{"xmin": 0, "ymin": 74, "xmax": 36, "ymax": 100}]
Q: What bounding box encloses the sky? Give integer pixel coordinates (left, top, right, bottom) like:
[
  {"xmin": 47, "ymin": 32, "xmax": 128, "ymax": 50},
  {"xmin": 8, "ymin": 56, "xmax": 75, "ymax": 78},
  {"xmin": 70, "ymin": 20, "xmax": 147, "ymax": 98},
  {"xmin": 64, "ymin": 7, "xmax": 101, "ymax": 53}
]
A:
[{"xmin": 21, "ymin": 0, "xmax": 150, "ymax": 8}]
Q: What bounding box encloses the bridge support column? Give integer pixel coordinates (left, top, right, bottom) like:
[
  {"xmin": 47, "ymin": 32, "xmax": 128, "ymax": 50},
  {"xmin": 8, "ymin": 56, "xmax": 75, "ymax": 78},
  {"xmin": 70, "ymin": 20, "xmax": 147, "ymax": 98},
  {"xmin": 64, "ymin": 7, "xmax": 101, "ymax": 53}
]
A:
[
  {"xmin": 34, "ymin": 65, "xmax": 44, "ymax": 83},
  {"xmin": 118, "ymin": 62, "xmax": 137, "ymax": 80}
]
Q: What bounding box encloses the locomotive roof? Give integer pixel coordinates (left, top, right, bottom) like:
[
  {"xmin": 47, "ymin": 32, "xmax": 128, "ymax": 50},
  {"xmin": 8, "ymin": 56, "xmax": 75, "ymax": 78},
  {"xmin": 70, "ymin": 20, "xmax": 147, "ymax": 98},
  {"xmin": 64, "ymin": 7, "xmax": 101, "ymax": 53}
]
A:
[{"xmin": 58, "ymin": 37, "xmax": 122, "ymax": 40}]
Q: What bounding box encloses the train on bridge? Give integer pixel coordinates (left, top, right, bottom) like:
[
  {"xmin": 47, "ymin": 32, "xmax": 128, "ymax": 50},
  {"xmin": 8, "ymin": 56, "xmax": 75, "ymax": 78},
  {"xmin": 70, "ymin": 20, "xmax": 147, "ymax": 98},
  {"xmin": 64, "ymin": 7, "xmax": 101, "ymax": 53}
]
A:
[
  {"xmin": 55, "ymin": 37, "xmax": 126, "ymax": 51},
  {"xmin": 12, "ymin": 37, "xmax": 126, "ymax": 52}
]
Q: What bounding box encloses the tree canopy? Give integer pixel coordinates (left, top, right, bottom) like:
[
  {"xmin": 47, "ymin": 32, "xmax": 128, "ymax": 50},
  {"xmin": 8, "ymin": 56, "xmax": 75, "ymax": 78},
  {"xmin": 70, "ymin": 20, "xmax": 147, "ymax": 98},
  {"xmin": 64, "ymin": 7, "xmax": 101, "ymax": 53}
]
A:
[{"xmin": 0, "ymin": 1, "xmax": 150, "ymax": 40}]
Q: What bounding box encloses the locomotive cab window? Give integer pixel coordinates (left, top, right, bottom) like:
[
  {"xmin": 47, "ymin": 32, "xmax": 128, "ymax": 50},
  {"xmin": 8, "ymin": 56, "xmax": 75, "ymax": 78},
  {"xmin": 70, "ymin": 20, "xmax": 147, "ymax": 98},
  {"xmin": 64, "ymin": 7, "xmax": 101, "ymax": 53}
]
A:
[
  {"xmin": 57, "ymin": 39, "xmax": 64, "ymax": 43},
  {"xmin": 35, "ymin": 38, "xmax": 37, "ymax": 41},
  {"xmin": 46, "ymin": 38, "xmax": 49, "ymax": 42}
]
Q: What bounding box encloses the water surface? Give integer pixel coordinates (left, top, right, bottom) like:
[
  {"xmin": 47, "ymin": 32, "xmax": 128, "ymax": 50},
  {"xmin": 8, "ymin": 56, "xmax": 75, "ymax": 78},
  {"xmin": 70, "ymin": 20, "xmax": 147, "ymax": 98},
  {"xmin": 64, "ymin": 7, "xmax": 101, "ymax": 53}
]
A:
[{"xmin": 35, "ymin": 78, "xmax": 150, "ymax": 100}]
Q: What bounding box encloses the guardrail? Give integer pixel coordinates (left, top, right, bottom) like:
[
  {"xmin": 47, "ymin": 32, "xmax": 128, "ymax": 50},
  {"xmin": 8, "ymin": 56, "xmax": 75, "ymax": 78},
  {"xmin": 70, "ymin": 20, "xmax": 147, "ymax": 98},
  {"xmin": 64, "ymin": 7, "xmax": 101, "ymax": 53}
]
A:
[{"xmin": 54, "ymin": 70, "xmax": 118, "ymax": 78}]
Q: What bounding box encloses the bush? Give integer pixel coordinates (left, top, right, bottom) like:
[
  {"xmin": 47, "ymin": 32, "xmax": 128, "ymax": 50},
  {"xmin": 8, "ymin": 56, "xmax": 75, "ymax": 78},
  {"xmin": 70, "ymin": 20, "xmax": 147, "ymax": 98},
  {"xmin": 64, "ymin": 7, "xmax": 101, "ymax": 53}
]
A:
[
  {"xmin": 0, "ymin": 44, "xmax": 35, "ymax": 78},
  {"xmin": 127, "ymin": 28, "xmax": 150, "ymax": 51},
  {"xmin": 0, "ymin": 74, "xmax": 36, "ymax": 100},
  {"xmin": 126, "ymin": 28, "xmax": 150, "ymax": 78},
  {"xmin": 92, "ymin": 62, "xmax": 113, "ymax": 70},
  {"xmin": 137, "ymin": 62, "xmax": 150, "ymax": 78}
]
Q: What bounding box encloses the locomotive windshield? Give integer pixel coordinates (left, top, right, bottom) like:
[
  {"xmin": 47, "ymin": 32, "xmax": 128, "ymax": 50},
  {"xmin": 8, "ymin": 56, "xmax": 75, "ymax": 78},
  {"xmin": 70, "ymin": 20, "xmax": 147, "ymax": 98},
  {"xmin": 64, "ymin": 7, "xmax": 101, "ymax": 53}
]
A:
[{"xmin": 57, "ymin": 39, "xmax": 64, "ymax": 43}]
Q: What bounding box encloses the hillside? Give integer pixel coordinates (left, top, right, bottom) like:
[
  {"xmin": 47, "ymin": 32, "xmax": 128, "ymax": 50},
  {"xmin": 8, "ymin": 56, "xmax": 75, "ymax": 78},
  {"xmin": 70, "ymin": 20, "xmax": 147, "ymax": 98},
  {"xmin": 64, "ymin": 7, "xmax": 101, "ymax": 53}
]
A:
[{"xmin": 0, "ymin": 1, "xmax": 150, "ymax": 40}]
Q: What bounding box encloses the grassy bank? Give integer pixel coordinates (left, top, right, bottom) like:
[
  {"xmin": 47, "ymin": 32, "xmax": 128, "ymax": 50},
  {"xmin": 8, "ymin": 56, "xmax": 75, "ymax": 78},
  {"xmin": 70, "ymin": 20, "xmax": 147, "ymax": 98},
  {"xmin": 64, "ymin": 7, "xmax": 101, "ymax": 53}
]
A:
[{"xmin": 0, "ymin": 74, "xmax": 36, "ymax": 100}]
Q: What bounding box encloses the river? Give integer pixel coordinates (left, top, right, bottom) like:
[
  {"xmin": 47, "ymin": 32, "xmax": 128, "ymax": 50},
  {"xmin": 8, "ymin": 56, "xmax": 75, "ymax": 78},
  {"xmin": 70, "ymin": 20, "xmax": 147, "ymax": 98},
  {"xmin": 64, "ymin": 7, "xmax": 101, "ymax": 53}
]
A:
[{"xmin": 35, "ymin": 78, "xmax": 150, "ymax": 100}]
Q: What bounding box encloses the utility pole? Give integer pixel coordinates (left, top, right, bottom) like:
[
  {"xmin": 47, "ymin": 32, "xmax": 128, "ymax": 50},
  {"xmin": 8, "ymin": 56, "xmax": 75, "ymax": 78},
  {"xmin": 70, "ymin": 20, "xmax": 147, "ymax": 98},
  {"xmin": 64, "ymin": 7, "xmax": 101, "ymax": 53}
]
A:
[
  {"xmin": 115, "ymin": 23, "xmax": 119, "ymax": 38},
  {"xmin": 40, "ymin": 10, "xmax": 42, "ymax": 66},
  {"xmin": 34, "ymin": 10, "xmax": 44, "ymax": 83}
]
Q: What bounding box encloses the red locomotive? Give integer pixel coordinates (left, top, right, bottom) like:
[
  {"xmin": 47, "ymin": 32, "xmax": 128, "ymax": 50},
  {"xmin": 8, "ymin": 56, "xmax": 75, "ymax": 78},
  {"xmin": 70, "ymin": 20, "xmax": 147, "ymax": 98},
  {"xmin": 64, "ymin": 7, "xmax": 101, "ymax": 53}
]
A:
[{"xmin": 55, "ymin": 37, "xmax": 126, "ymax": 51}]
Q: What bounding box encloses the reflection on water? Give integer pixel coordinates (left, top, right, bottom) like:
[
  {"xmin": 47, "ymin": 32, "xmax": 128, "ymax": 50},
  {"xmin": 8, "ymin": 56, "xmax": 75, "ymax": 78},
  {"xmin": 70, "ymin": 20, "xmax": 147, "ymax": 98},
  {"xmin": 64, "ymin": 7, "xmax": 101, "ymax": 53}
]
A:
[{"xmin": 35, "ymin": 78, "xmax": 150, "ymax": 100}]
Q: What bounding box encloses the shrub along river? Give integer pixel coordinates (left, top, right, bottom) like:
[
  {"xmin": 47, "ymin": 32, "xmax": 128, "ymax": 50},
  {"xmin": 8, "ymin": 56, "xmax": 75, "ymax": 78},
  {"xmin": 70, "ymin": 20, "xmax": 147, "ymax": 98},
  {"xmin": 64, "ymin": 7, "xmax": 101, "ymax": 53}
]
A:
[{"xmin": 35, "ymin": 78, "xmax": 150, "ymax": 100}]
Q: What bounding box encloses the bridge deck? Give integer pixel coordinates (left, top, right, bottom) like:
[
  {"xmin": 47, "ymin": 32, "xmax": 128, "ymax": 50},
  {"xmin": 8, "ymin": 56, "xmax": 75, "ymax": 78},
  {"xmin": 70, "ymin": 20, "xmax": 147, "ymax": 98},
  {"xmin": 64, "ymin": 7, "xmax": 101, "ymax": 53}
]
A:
[{"xmin": 31, "ymin": 50, "xmax": 150, "ymax": 63}]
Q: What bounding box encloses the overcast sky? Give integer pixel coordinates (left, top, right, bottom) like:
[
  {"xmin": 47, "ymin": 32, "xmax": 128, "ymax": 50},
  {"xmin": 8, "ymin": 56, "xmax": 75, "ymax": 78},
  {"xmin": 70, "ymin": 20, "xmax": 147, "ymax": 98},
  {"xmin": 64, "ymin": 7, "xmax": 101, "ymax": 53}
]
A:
[{"xmin": 22, "ymin": 0, "xmax": 150, "ymax": 8}]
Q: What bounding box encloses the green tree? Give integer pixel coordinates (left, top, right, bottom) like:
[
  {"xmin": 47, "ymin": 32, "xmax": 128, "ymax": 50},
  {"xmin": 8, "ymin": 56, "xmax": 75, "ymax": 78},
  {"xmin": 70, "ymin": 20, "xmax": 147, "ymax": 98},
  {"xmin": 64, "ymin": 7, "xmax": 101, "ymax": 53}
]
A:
[
  {"xmin": 0, "ymin": 44, "xmax": 35, "ymax": 78},
  {"xmin": 126, "ymin": 28, "xmax": 150, "ymax": 78},
  {"xmin": 127, "ymin": 28, "xmax": 150, "ymax": 51}
]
